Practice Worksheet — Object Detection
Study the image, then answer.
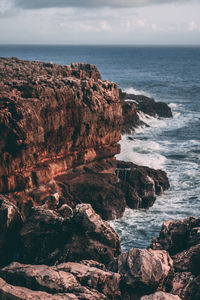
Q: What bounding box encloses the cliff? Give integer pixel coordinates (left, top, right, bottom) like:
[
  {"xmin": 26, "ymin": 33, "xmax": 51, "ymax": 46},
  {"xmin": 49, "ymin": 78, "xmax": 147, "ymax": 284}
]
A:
[
  {"xmin": 0, "ymin": 58, "xmax": 196, "ymax": 300},
  {"xmin": 0, "ymin": 57, "xmax": 122, "ymax": 194}
]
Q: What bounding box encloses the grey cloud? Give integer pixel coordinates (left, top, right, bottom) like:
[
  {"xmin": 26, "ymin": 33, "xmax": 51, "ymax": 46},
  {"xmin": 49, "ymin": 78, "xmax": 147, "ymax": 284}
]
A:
[{"xmin": 14, "ymin": 0, "xmax": 191, "ymax": 10}]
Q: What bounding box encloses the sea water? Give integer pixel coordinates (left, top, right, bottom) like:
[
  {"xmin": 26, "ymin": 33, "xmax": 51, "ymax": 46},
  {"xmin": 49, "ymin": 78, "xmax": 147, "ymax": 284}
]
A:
[{"xmin": 0, "ymin": 45, "xmax": 200, "ymax": 250}]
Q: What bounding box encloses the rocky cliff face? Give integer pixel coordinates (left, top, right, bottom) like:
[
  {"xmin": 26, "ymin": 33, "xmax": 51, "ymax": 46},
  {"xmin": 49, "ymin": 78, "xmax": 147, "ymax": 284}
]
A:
[{"xmin": 0, "ymin": 57, "xmax": 122, "ymax": 194}]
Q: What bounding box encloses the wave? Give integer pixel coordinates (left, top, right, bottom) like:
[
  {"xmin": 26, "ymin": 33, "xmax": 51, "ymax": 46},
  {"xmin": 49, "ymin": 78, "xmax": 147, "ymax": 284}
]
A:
[
  {"xmin": 124, "ymin": 87, "xmax": 151, "ymax": 97},
  {"xmin": 116, "ymin": 136, "xmax": 166, "ymax": 169}
]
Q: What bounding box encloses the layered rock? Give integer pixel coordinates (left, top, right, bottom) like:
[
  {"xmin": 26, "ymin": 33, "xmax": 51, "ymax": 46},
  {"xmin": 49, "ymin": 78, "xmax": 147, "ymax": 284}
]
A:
[
  {"xmin": 0, "ymin": 261, "xmax": 121, "ymax": 299},
  {"xmin": 0, "ymin": 57, "xmax": 122, "ymax": 194},
  {"xmin": 0, "ymin": 57, "xmax": 176, "ymax": 300}
]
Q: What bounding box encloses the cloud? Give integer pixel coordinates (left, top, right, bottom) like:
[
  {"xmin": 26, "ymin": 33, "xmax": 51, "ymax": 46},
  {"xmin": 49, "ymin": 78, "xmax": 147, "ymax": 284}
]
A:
[
  {"xmin": 188, "ymin": 20, "xmax": 200, "ymax": 31},
  {"xmin": 14, "ymin": 0, "xmax": 190, "ymax": 10}
]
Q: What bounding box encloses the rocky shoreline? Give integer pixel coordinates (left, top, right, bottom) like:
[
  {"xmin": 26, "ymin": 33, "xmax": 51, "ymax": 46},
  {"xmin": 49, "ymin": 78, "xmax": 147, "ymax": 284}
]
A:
[{"xmin": 0, "ymin": 57, "xmax": 199, "ymax": 299}]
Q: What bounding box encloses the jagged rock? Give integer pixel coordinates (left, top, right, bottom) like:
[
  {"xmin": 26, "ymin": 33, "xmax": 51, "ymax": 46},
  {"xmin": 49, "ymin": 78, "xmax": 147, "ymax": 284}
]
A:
[
  {"xmin": 116, "ymin": 161, "xmax": 169, "ymax": 209},
  {"xmin": 56, "ymin": 172, "xmax": 126, "ymax": 220},
  {"xmin": 109, "ymin": 248, "xmax": 173, "ymax": 298},
  {"xmin": 65, "ymin": 204, "xmax": 121, "ymax": 264},
  {"xmin": 140, "ymin": 291, "xmax": 181, "ymax": 300},
  {"xmin": 0, "ymin": 195, "xmax": 23, "ymax": 267},
  {"xmin": 19, "ymin": 204, "xmax": 121, "ymax": 265},
  {"xmin": 151, "ymin": 217, "xmax": 200, "ymax": 255},
  {"xmin": 0, "ymin": 261, "xmax": 121, "ymax": 299},
  {"xmin": 121, "ymin": 92, "xmax": 172, "ymax": 118},
  {"xmin": 0, "ymin": 58, "xmax": 122, "ymax": 202}
]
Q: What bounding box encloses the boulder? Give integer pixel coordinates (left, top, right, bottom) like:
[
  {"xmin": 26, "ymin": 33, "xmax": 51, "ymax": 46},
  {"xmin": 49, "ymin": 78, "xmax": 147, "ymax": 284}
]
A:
[
  {"xmin": 19, "ymin": 204, "xmax": 121, "ymax": 265},
  {"xmin": 109, "ymin": 248, "xmax": 173, "ymax": 298},
  {"xmin": 0, "ymin": 195, "xmax": 23, "ymax": 267},
  {"xmin": 140, "ymin": 291, "xmax": 181, "ymax": 300}
]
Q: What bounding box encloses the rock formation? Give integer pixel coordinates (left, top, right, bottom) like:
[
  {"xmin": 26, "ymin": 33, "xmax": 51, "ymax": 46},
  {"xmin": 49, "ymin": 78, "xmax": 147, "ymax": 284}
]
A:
[
  {"xmin": 119, "ymin": 89, "xmax": 172, "ymax": 133},
  {"xmin": 1, "ymin": 57, "xmax": 190, "ymax": 300},
  {"xmin": 0, "ymin": 57, "xmax": 122, "ymax": 195},
  {"xmin": 151, "ymin": 217, "xmax": 200, "ymax": 299}
]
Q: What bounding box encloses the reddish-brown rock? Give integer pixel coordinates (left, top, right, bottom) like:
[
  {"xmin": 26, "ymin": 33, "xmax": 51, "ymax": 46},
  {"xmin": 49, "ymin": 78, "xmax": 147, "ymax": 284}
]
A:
[
  {"xmin": 0, "ymin": 57, "xmax": 122, "ymax": 195},
  {"xmin": 56, "ymin": 172, "xmax": 126, "ymax": 220}
]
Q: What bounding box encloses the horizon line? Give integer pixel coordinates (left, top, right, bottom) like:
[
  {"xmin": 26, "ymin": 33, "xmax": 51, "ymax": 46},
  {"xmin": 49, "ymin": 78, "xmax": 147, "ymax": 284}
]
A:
[{"xmin": 0, "ymin": 43, "xmax": 200, "ymax": 47}]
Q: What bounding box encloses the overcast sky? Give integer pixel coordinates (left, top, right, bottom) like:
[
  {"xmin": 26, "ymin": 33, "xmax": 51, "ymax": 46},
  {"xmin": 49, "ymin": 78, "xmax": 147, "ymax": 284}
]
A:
[{"xmin": 0, "ymin": 0, "xmax": 200, "ymax": 44}]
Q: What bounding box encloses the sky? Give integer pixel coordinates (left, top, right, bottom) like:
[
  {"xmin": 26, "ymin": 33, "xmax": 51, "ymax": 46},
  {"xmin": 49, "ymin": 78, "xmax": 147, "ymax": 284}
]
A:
[{"xmin": 0, "ymin": 0, "xmax": 200, "ymax": 45}]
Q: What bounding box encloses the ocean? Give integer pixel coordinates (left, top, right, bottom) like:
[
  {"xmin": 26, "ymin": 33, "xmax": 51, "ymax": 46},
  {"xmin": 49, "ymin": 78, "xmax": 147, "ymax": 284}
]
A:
[{"xmin": 0, "ymin": 45, "xmax": 200, "ymax": 251}]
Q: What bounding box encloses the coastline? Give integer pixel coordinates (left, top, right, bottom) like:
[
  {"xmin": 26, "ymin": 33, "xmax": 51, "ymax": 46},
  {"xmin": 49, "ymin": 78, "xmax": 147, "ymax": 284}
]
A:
[{"xmin": 0, "ymin": 57, "xmax": 199, "ymax": 299}]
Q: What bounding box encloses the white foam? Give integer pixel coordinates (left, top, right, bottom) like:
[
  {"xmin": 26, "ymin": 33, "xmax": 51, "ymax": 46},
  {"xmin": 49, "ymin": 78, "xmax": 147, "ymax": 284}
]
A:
[
  {"xmin": 169, "ymin": 103, "xmax": 177, "ymax": 108},
  {"xmin": 116, "ymin": 136, "xmax": 166, "ymax": 169},
  {"xmin": 125, "ymin": 87, "xmax": 151, "ymax": 97},
  {"xmin": 138, "ymin": 111, "xmax": 167, "ymax": 129}
]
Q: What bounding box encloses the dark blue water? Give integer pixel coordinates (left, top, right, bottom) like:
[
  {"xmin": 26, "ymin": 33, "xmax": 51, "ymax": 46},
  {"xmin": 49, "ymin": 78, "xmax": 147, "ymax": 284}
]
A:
[{"xmin": 1, "ymin": 45, "xmax": 200, "ymax": 250}]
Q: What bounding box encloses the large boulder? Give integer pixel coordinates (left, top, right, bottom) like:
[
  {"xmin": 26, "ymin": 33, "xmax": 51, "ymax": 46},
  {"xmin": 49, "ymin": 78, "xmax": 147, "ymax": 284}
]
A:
[
  {"xmin": 109, "ymin": 248, "xmax": 173, "ymax": 298},
  {"xmin": 19, "ymin": 204, "xmax": 121, "ymax": 265},
  {"xmin": 0, "ymin": 195, "xmax": 23, "ymax": 267},
  {"xmin": 0, "ymin": 261, "xmax": 121, "ymax": 299}
]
